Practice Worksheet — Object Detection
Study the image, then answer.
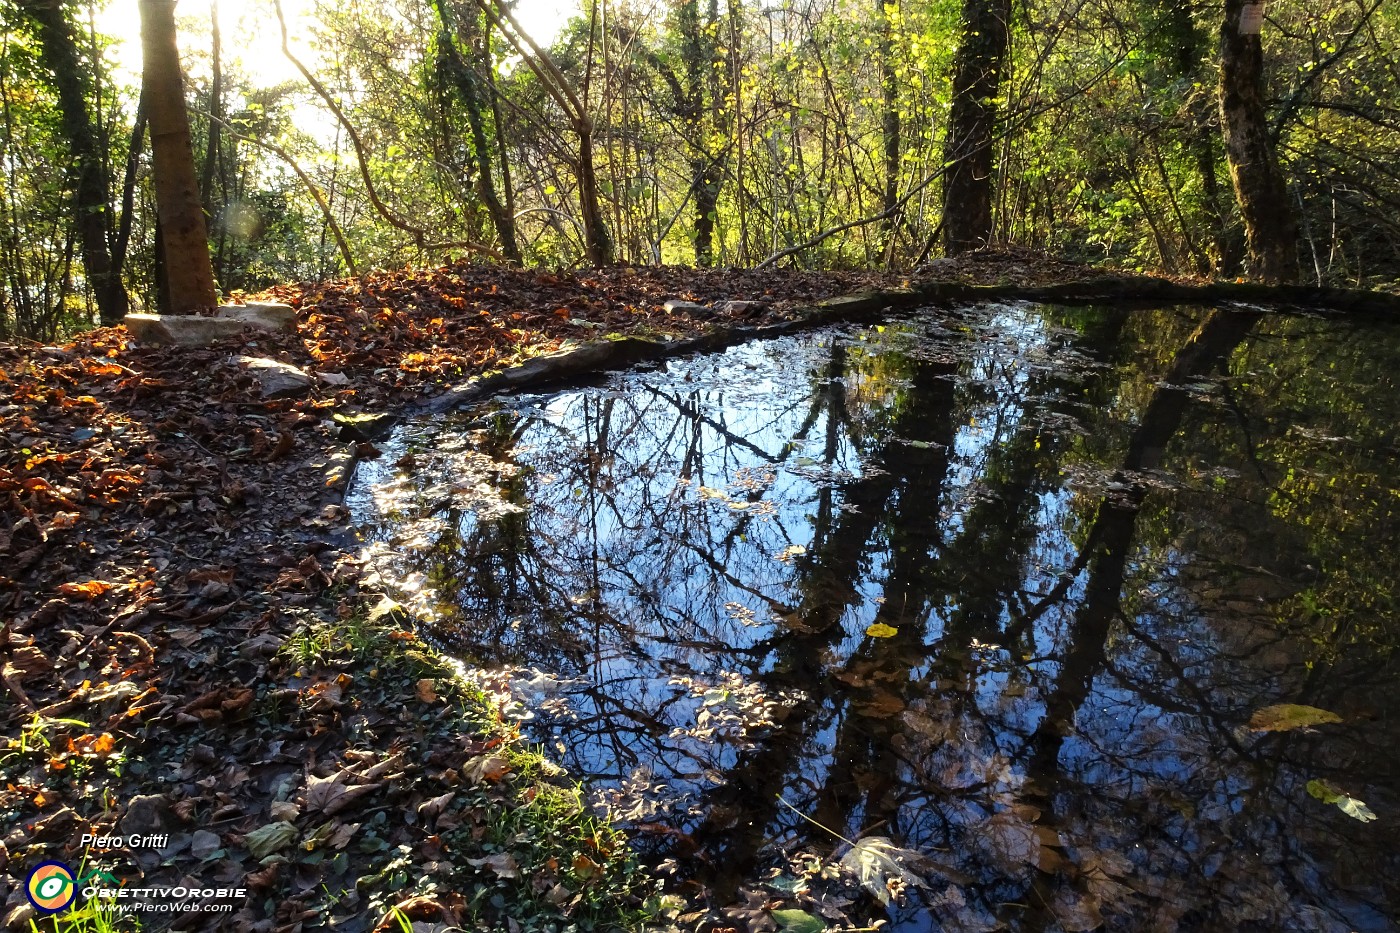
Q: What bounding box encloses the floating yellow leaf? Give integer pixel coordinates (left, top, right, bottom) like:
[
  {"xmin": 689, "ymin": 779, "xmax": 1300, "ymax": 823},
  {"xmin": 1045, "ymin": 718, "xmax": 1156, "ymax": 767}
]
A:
[
  {"xmin": 866, "ymin": 623, "xmax": 898, "ymax": 638},
  {"xmin": 1307, "ymin": 779, "xmax": 1377, "ymax": 822}
]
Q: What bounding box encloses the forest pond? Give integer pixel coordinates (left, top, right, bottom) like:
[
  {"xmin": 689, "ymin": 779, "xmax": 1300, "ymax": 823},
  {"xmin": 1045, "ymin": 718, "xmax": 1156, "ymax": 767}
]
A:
[{"xmin": 349, "ymin": 303, "xmax": 1399, "ymax": 931}]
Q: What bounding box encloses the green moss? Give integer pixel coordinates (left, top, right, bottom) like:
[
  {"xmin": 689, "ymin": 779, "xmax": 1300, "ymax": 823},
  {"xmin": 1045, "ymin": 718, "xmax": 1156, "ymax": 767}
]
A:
[{"xmin": 275, "ymin": 611, "xmax": 655, "ymax": 931}]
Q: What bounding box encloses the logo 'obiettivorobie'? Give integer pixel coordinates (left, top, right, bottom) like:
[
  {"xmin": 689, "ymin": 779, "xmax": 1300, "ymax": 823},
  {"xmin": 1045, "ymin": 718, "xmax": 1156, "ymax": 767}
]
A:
[{"xmin": 25, "ymin": 861, "xmax": 78, "ymax": 914}]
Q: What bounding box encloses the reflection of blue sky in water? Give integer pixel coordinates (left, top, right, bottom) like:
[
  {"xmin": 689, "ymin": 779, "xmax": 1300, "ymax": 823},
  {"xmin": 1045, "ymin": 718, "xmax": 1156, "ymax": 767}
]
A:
[{"xmin": 352, "ymin": 302, "xmax": 1400, "ymax": 931}]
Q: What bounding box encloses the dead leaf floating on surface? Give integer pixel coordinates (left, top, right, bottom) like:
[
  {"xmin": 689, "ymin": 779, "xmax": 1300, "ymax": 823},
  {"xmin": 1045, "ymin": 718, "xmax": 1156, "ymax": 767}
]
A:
[
  {"xmin": 1247, "ymin": 704, "xmax": 1343, "ymax": 732},
  {"xmin": 1307, "ymin": 779, "xmax": 1378, "ymax": 822},
  {"xmin": 837, "ymin": 835, "xmax": 932, "ymax": 906},
  {"xmin": 772, "ymin": 907, "xmax": 826, "ymax": 932}
]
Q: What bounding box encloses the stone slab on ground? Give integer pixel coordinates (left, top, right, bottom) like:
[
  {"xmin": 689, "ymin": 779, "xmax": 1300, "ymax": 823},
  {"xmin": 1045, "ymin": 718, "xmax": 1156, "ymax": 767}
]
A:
[
  {"xmin": 235, "ymin": 355, "xmax": 313, "ymax": 397},
  {"xmin": 217, "ymin": 301, "xmax": 296, "ymax": 331},
  {"xmin": 663, "ymin": 299, "xmax": 711, "ymax": 315},
  {"xmin": 124, "ymin": 312, "xmax": 248, "ymax": 346},
  {"xmin": 124, "ymin": 301, "xmax": 296, "ymax": 346}
]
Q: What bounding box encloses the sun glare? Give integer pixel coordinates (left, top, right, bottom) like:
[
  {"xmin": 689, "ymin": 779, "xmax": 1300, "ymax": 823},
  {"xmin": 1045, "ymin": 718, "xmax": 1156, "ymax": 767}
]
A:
[{"xmin": 94, "ymin": 0, "xmax": 581, "ymax": 92}]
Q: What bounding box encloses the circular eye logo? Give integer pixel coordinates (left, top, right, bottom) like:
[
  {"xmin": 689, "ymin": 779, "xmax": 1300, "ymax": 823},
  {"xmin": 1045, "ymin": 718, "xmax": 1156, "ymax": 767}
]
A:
[{"xmin": 26, "ymin": 861, "xmax": 78, "ymax": 914}]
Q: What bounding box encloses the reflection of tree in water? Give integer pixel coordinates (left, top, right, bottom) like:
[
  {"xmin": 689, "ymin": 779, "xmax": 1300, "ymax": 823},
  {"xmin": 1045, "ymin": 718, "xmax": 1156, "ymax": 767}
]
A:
[{"xmin": 357, "ymin": 305, "xmax": 1400, "ymax": 931}]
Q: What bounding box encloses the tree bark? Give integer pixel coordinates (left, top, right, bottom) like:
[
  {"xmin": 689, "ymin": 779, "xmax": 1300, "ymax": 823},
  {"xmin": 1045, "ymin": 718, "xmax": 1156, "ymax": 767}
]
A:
[
  {"xmin": 879, "ymin": 0, "xmax": 900, "ymax": 234},
  {"xmin": 28, "ymin": 0, "xmax": 128, "ymax": 324},
  {"xmin": 576, "ymin": 124, "xmax": 615, "ymax": 265},
  {"xmin": 141, "ymin": 0, "xmax": 218, "ymax": 313},
  {"xmin": 470, "ymin": 0, "xmax": 613, "ymax": 265},
  {"xmin": 942, "ymin": 0, "xmax": 1011, "ymax": 255},
  {"xmin": 113, "ymin": 94, "xmax": 146, "ymax": 289},
  {"xmin": 1157, "ymin": 1, "xmax": 1239, "ymax": 274},
  {"xmin": 677, "ymin": 0, "xmax": 724, "ymax": 266},
  {"xmin": 431, "ymin": 1, "xmax": 522, "ymax": 263},
  {"xmin": 1218, "ymin": 0, "xmax": 1299, "ymax": 283}
]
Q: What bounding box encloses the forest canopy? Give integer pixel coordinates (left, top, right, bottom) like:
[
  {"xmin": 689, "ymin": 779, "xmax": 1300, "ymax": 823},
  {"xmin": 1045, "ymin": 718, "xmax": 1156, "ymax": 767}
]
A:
[{"xmin": 2, "ymin": 0, "xmax": 1398, "ymax": 339}]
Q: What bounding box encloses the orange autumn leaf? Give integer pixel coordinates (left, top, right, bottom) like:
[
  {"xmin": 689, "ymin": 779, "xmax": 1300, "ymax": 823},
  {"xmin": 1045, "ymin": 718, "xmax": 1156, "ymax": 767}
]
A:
[
  {"xmin": 81, "ymin": 360, "xmax": 124, "ymax": 377},
  {"xmin": 58, "ymin": 580, "xmax": 113, "ymax": 599}
]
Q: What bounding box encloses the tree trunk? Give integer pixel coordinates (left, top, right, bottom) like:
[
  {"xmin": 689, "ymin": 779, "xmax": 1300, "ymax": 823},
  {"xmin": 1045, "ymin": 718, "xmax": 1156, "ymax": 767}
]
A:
[
  {"xmin": 431, "ymin": 2, "xmax": 522, "ymax": 263},
  {"xmin": 1218, "ymin": 0, "xmax": 1298, "ymax": 283},
  {"xmin": 28, "ymin": 0, "xmax": 128, "ymax": 324},
  {"xmin": 113, "ymin": 94, "xmax": 146, "ymax": 289},
  {"xmin": 1157, "ymin": 1, "xmax": 1240, "ymax": 274},
  {"xmin": 879, "ymin": 0, "xmax": 900, "ymax": 233},
  {"xmin": 141, "ymin": 0, "xmax": 217, "ymax": 313},
  {"xmin": 677, "ymin": 0, "xmax": 724, "ymax": 267},
  {"xmin": 576, "ymin": 123, "xmax": 615, "ymax": 265},
  {"xmin": 199, "ymin": 1, "xmax": 223, "ymax": 284},
  {"xmin": 942, "ymin": 0, "xmax": 1011, "ymax": 255}
]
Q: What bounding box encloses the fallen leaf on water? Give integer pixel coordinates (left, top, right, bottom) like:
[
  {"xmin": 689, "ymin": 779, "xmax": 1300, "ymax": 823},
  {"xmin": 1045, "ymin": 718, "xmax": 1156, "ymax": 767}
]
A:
[
  {"xmin": 1307, "ymin": 779, "xmax": 1377, "ymax": 822},
  {"xmin": 865, "ymin": 622, "xmax": 898, "ymax": 638},
  {"xmin": 838, "ymin": 836, "xmax": 931, "ymax": 906},
  {"xmin": 776, "ymin": 544, "xmax": 807, "ymax": 561},
  {"xmin": 772, "ymin": 908, "xmax": 825, "ymax": 933},
  {"xmin": 972, "ymin": 812, "xmax": 1040, "ymax": 873},
  {"xmin": 1049, "ymin": 887, "xmax": 1104, "ymax": 931},
  {"xmin": 1248, "ymin": 704, "xmax": 1342, "ymax": 732}
]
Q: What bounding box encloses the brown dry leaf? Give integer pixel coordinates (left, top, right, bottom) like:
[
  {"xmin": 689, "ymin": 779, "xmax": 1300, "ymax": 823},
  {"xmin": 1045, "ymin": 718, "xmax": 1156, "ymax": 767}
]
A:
[
  {"xmin": 327, "ymin": 822, "xmax": 359, "ymax": 849},
  {"xmin": 855, "ymin": 690, "xmax": 906, "ymax": 717},
  {"xmin": 182, "ymin": 686, "xmax": 254, "ymax": 721},
  {"xmin": 7, "ymin": 646, "xmax": 53, "ymax": 677},
  {"xmin": 244, "ymin": 861, "xmax": 281, "ymax": 892},
  {"xmin": 305, "ymin": 773, "xmax": 384, "ymax": 817},
  {"xmin": 466, "ymin": 851, "xmax": 520, "ymax": 879},
  {"xmin": 303, "ymin": 678, "xmax": 345, "ymax": 708},
  {"xmin": 1049, "ymin": 887, "xmax": 1105, "ymax": 931},
  {"xmin": 1079, "ymin": 849, "xmax": 1138, "ymax": 905},
  {"xmin": 417, "ymin": 792, "xmax": 455, "ymax": 821},
  {"xmin": 416, "ymin": 678, "xmax": 438, "ymax": 703},
  {"xmin": 463, "ymin": 754, "xmax": 511, "ymax": 784},
  {"xmin": 573, "ymin": 853, "xmax": 604, "ymax": 882},
  {"xmin": 267, "ymin": 431, "xmax": 295, "ymax": 461}
]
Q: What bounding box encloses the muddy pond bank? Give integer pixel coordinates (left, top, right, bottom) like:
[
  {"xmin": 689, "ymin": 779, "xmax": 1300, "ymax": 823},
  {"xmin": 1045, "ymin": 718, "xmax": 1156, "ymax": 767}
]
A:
[{"xmin": 351, "ymin": 301, "xmax": 1400, "ymax": 932}]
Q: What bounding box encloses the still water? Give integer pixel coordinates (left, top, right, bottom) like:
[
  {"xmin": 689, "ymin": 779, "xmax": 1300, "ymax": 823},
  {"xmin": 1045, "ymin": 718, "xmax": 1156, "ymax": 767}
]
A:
[{"xmin": 350, "ymin": 303, "xmax": 1399, "ymax": 931}]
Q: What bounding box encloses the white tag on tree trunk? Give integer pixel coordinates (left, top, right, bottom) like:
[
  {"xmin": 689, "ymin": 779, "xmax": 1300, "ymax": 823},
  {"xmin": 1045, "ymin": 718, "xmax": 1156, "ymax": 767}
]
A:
[{"xmin": 1240, "ymin": 2, "xmax": 1265, "ymax": 35}]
